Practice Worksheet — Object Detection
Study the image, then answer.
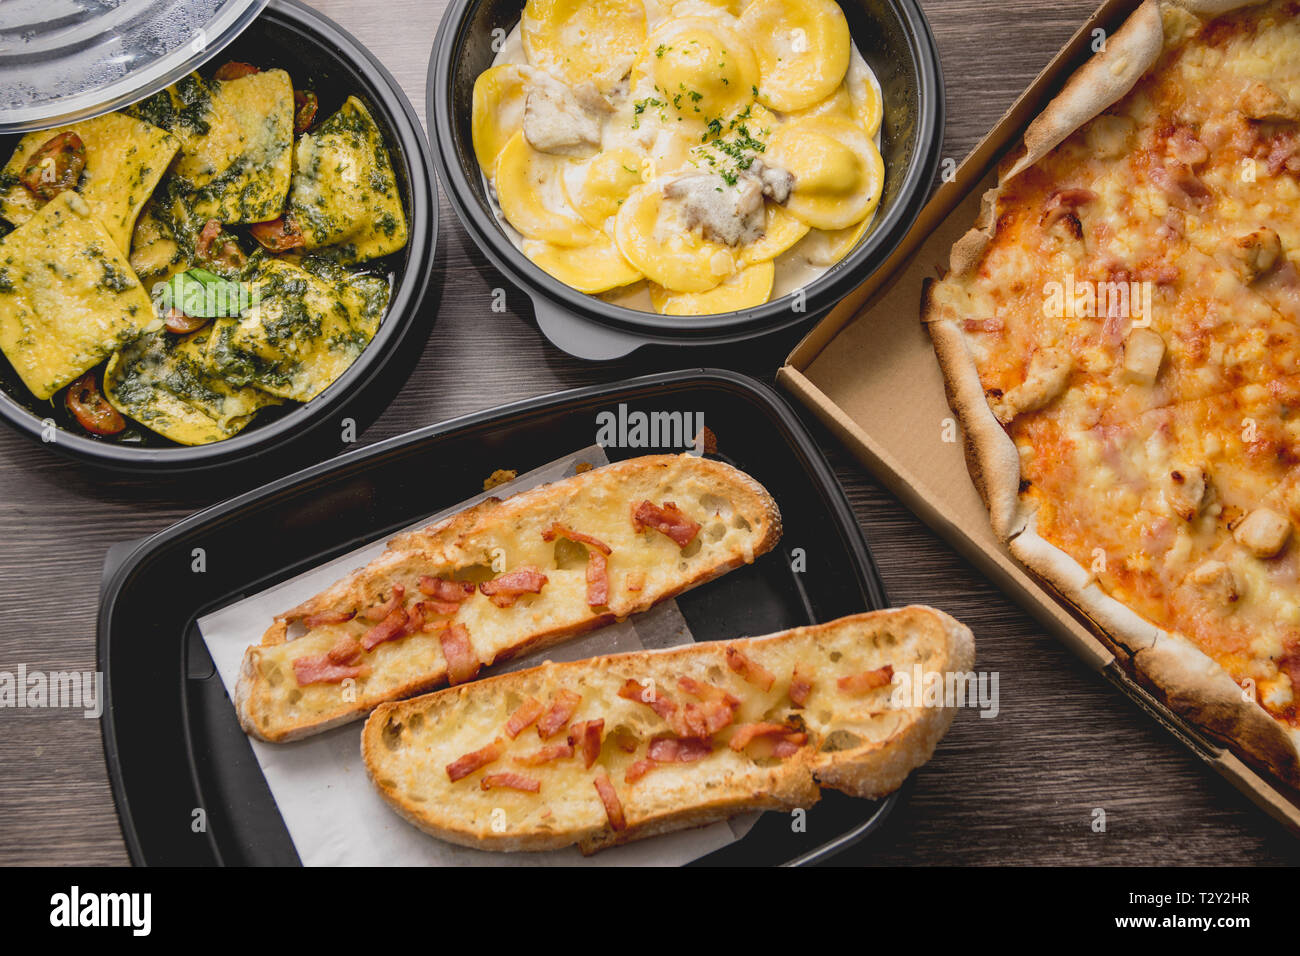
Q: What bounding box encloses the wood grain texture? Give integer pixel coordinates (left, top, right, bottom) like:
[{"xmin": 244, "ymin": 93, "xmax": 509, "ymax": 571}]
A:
[{"xmin": 0, "ymin": 0, "xmax": 1296, "ymax": 867}]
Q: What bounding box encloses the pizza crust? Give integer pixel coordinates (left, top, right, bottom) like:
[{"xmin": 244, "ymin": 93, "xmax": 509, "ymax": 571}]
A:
[
  {"xmin": 924, "ymin": 0, "xmax": 1300, "ymax": 793},
  {"xmin": 1008, "ymin": 520, "xmax": 1164, "ymax": 655},
  {"xmin": 1175, "ymin": 0, "xmax": 1268, "ymax": 15},
  {"xmin": 923, "ymin": 301, "xmax": 1028, "ymax": 541},
  {"xmin": 1010, "ymin": 487, "xmax": 1300, "ymax": 792},
  {"xmin": 1134, "ymin": 635, "xmax": 1300, "ymax": 787},
  {"xmin": 944, "ymin": 185, "xmax": 1002, "ymax": 280},
  {"xmin": 1004, "ymin": 0, "xmax": 1166, "ymax": 182},
  {"xmin": 934, "ymin": 0, "xmax": 1190, "ymax": 281}
]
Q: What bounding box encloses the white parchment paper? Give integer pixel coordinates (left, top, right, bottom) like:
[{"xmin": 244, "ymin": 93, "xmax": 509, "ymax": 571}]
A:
[{"xmin": 197, "ymin": 446, "xmax": 756, "ymax": 866}]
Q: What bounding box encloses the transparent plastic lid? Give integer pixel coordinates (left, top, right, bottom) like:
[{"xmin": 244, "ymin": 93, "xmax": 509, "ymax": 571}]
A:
[{"xmin": 0, "ymin": 0, "xmax": 271, "ymax": 134}]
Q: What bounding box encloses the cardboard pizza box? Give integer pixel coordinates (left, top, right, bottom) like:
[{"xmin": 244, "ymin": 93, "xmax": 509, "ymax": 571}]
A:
[{"xmin": 777, "ymin": 0, "xmax": 1300, "ymax": 835}]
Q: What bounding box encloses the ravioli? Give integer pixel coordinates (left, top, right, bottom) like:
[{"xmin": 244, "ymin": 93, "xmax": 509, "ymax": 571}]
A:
[
  {"xmin": 523, "ymin": 235, "xmax": 641, "ymax": 292},
  {"xmin": 137, "ymin": 70, "xmax": 295, "ymax": 224},
  {"xmin": 614, "ymin": 184, "xmax": 734, "ymax": 292},
  {"xmin": 0, "ymin": 193, "xmax": 160, "ymax": 400},
  {"xmin": 522, "ymin": 0, "xmax": 647, "ymax": 91},
  {"xmin": 473, "ymin": 0, "xmax": 887, "ymax": 314},
  {"xmin": 103, "ymin": 327, "xmax": 281, "ymax": 445},
  {"xmin": 496, "ymin": 131, "xmax": 599, "ymax": 246},
  {"xmin": 127, "ymin": 76, "xmax": 216, "ymax": 280},
  {"xmin": 766, "ymin": 115, "xmax": 883, "ymax": 231},
  {"xmin": 648, "ymin": 260, "xmax": 773, "ymax": 315},
  {"xmin": 127, "ymin": 72, "xmax": 213, "ymax": 155},
  {"xmin": 128, "ymin": 189, "xmax": 196, "ymax": 283},
  {"xmin": 740, "ymin": 0, "xmax": 851, "ymax": 112},
  {"xmin": 0, "ymin": 113, "xmax": 179, "ymax": 255},
  {"xmin": 632, "ymin": 16, "xmax": 759, "ymax": 130},
  {"xmin": 203, "ymin": 257, "xmax": 389, "ymax": 402},
  {"xmin": 286, "ymin": 97, "xmax": 408, "ymax": 264},
  {"xmin": 472, "ymin": 65, "xmax": 531, "ymax": 171}
]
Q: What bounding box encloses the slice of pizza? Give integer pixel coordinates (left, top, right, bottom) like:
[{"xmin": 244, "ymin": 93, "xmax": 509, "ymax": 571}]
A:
[
  {"xmin": 1011, "ymin": 375, "xmax": 1300, "ymax": 640},
  {"xmin": 924, "ymin": 0, "xmax": 1300, "ymax": 789}
]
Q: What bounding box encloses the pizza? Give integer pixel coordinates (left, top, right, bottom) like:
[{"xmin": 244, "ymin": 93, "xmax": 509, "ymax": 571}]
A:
[{"xmin": 923, "ymin": 0, "xmax": 1300, "ymax": 789}]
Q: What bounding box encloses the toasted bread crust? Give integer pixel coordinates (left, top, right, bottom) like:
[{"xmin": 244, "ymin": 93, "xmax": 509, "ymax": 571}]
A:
[
  {"xmin": 924, "ymin": 0, "xmax": 1300, "ymax": 791},
  {"xmin": 237, "ymin": 455, "xmax": 782, "ymax": 742},
  {"xmin": 362, "ymin": 607, "xmax": 976, "ymax": 854}
]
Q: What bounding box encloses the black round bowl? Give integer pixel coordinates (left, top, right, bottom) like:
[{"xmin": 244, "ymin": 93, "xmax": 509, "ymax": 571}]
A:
[
  {"xmin": 429, "ymin": 0, "xmax": 943, "ymax": 360},
  {"xmin": 0, "ymin": 0, "xmax": 437, "ymax": 474}
]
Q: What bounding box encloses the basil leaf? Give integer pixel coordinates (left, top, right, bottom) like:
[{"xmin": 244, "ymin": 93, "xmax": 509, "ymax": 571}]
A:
[{"xmin": 160, "ymin": 269, "xmax": 237, "ymax": 319}]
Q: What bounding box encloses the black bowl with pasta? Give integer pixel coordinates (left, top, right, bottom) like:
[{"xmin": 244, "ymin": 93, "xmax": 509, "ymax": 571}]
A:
[
  {"xmin": 0, "ymin": 0, "xmax": 437, "ymax": 473},
  {"xmin": 429, "ymin": 0, "xmax": 942, "ymax": 359}
]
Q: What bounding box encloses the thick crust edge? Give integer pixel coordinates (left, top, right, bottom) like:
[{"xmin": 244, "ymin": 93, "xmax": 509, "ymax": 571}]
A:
[
  {"xmin": 1010, "ymin": 522, "xmax": 1300, "ymax": 790},
  {"xmin": 1003, "ymin": 0, "xmax": 1165, "ymax": 182},
  {"xmin": 922, "ymin": 291, "xmax": 1027, "ymax": 541},
  {"xmin": 1134, "ymin": 636, "xmax": 1300, "ymax": 788},
  {"xmin": 1008, "ymin": 520, "xmax": 1163, "ymax": 656}
]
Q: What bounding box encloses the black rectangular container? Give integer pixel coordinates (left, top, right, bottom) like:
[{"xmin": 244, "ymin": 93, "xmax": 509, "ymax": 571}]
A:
[{"xmin": 98, "ymin": 368, "xmax": 899, "ymax": 865}]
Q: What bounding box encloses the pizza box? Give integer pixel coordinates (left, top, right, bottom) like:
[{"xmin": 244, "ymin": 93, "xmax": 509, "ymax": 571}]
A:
[{"xmin": 777, "ymin": 0, "xmax": 1300, "ymax": 835}]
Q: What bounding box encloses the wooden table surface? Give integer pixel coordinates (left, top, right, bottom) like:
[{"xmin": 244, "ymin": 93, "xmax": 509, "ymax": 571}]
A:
[{"xmin": 2, "ymin": 0, "xmax": 1297, "ymax": 867}]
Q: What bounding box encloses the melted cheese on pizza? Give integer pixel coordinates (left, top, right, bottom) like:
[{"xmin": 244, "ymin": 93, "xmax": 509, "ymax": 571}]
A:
[{"xmin": 928, "ymin": 0, "xmax": 1300, "ymax": 726}]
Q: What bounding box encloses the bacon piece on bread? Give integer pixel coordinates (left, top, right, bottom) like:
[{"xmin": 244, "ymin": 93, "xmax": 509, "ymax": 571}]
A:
[
  {"xmin": 632, "ymin": 500, "xmax": 701, "ymax": 548},
  {"xmin": 446, "ymin": 738, "xmax": 505, "ymax": 782},
  {"xmin": 479, "ymin": 567, "xmax": 548, "ymax": 608},
  {"xmin": 537, "ymin": 689, "xmax": 582, "ymax": 739}
]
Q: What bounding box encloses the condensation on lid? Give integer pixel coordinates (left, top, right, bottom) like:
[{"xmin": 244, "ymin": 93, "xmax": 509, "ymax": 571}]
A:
[{"xmin": 0, "ymin": 0, "xmax": 269, "ymax": 134}]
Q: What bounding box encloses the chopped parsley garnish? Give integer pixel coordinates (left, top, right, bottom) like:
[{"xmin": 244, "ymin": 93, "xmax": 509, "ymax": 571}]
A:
[{"xmin": 631, "ymin": 96, "xmax": 665, "ymax": 129}]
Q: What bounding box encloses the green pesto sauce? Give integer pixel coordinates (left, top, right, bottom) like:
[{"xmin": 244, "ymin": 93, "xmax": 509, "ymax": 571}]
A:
[
  {"xmin": 206, "ymin": 320, "xmax": 299, "ymax": 391},
  {"xmin": 130, "ymin": 75, "xmax": 213, "ymax": 138},
  {"xmin": 112, "ymin": 331, "xmax": 225, "ymax": 411},
  {"xmin": 97, "ymin": 258, "xmax": 135, "ymax": 294}
]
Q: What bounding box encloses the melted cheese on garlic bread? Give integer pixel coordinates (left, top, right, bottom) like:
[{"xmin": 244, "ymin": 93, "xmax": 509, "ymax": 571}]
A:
[
  {"xmin": 362, "ymin": 607, "xmax": 974, "ymax": 853},
  {"xmin": 236, "ymin": 454, "xmax": 782, "ymax": 742}
]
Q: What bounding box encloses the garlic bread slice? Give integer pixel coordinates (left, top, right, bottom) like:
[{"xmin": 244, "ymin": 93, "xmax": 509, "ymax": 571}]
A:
[
  {"xmin": 237, "ymin": 454, "xmax": 781, "ymax": 741},
  {"xmin": 362, "ymin": 606, "xmax": 975, "ymax": 854}
]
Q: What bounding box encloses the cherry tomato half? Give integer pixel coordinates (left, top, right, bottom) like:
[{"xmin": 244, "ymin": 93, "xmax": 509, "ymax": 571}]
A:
[
  {"xmin": 249, "ymin": 216, "xmax": 305, "ymax": 253},
  {"xmin": 195, "ymin": 219, "xmax": 247, "ymax": 270},
  {"xmin": 195, "ymin": 219, "xmax": 222, "ymax": 259},
  {"xmin": 65, "ymin": 371, "xmax": 125, "ymax": 436},
  {"xmin": 20, "ymin": 132, "xmax": 85, "ymax": 200},
  {"xmin": 164, "ymin": 307, "xmax": 209, "ymax": 334},
  {"xmin": 294, "ymin": 89, "xmax": 319, "ymax": 134},
  {"xmin": 214, "ymin": 61, "xmax": 260, "ymax": 81}
]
